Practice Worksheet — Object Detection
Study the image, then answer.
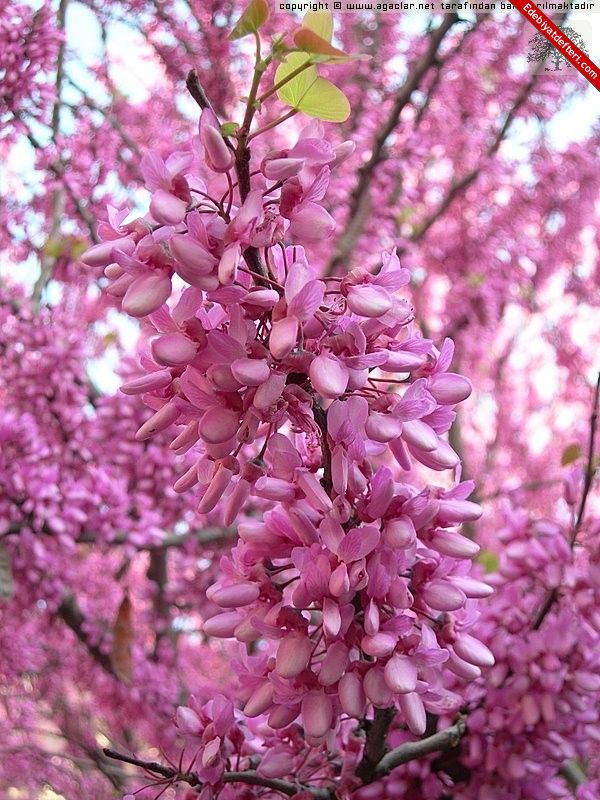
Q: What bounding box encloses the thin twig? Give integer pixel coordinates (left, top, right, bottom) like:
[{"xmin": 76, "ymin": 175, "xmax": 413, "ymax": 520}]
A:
[
  {"xmin": 373, "ymin": 718, "xmax": 467, "ymax": 780},
  {"xmin": 532, "ymin": 372, "xmax": 600, "ymax": 630},
  {"xmin": 102, "ymin": 748, "xmax": 331, "ymax": 797},
  {"xmin": 58, "ymin": 594, "xmax": 119, "ymax": 679},
  {"xmin": 356, "ymin": 707, "xmax": 396, "ymax": 782},
  {"xmin": 411, "ymin": 15, "xmax": 568, "ymax": 243},
  {"xmin": 32, "ymin": 0, "xmax": 69, "ymax": 305},
  {"xmin": 325, "ymin": 14, "xmax": 460, "ymax": 275}
]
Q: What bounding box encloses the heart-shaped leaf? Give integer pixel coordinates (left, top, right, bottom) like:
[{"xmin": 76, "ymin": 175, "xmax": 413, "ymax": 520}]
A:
[
  {"xmin": 294, "ymin": 28, "xmax": 353, "ymax": 61},
  {"xmin": 561, "ymin": 443, "xmax": 582, "ymax": 466},
  {"xmin": 229, "ymin": 0, "xmax": 269, "ymax": 40},
  {"xmin": 275, "ymin": 53, "xmax": 350, "ymax": 123},
  {"xmin": 303, "ymin": 10, "xmax": 333, "ymax": 42}
]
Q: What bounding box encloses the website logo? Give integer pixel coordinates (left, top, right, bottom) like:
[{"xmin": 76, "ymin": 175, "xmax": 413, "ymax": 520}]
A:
[{"xmin": 527, "ymin": 25, "xmax": 589, "ymax": 72}]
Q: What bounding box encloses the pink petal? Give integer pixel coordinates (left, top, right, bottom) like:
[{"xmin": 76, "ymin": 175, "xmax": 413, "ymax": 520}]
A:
[
  {"xmin": 210, "ymin": 582, "xmax": 260, "ymax": 608},
  {"xmin": 384, "ymin": 654, "xmax": 418, "ymax": 694},
  {"xmin": 337, "ymin": 526, "xmax": 380, "ymax": 563},
  {"xmin": 453, "ymin": 634, "xmax": 495, "ymax": 668},
  {"xmin": 339, "ymin": 672, "xmax": 366, "ymax": 718},
  {"xmin": 275, "ymin": 632, "xmax": 313, "ymax": 678},
  {"xmin": 428, "ymin": 372, "xmax": 472, "ymax": 405},
  {"xmin": 309, "ymin": 352, "xmax": 349, "ymax": 399},
  {"xmin": 301, "ymin": 691, "xmax": 333, "ymax": 739},
  {"xmin": 199, "ymin": 407, "xmax": 240, "ymax": 444},
  {"xmin": 318, "ymin": 641, "xmax": 348, "ymax": 686},
  {"xmin": 422, "ymin": 580, "xmax": 466, "ymax": 611},
  {"xmin": 202, "ymin": 611, "xmax": 244, "ymax": 638},
  {"xmin": 401, "ymin": 419, "xmax": 438, "ymax": 451},
  {"xmin": 269, "ymin": 316, "xmax": 299, "ymax": 360},
  {"xmin": 151, "ymin": 333, "xmax": 198, "ymax": 366},
  {"xmin": 122, "ymin": 272, "xmax": 172, "ymax": 318},
  {"xmin": 289, "ymin": 202, "xmax": 335, "ymax": 244},
  {"xmin": 399, "ymin": 692, "xmax": 426, "ymax": 735},
  {"xmin": 80, "ymin": 237, "xmax": 135, "ymax": 267},
  {"xmin": 231, "ymin": 358, "xmax": 270, "ymax": 386},
  {"xmin": 346, "ymin": 284, "xmax": 392, "ymax": 318},
  {"xmin": 120, "ymin": 369, "xmax": 172, "ymax": 395},
  {"xmin": 150, "ymin": 189, "xmax": 188, "ymax": 226}
]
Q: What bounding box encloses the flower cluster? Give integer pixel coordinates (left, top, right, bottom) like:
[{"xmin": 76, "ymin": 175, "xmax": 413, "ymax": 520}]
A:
[
  {"xmin": 452, "ymin": 508, "xmax": 600, "ymax": 800},
  {"xmin": 83, "ymin": 93, "xmax": 494, "ymax": 790},
  {"xmin": 0, "ymin": 1, "xmax": 62, "ymax": 130}
]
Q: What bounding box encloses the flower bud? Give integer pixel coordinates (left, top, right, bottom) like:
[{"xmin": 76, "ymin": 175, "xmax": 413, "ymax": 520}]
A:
[
  {"xmin": 210, "ymin": 582, "xmax": 260, "ymax": 608},
  {"xmin": 121, "ymin": 369, "xmax": 172, "ymax": 395},
  {"xmin": 152, "ymin": 333, "xmax": 198, "ymax": 366},
  {"xmin": 202, "ymin": 611, "xmax": 243, "ymax": 638},
  {"xmin": 401, "ymin": 419, "xmax": 438, "ymax": 451},
  {"xmin": 383, "ymin": 517, "xmax": 416, "ymax": 548},
  {"xmin": 122, "ymin": 272, "xmax": 172, "ymax": 318},
  {"xmin": 339, "ymin": 672, "xmax": 366, "ymax": 718},
  {"xmin": 346, "ymin": 284, "xmax": 392, "ymax": 318},
  {"xmin": 364, "ymin": 667, "xmax": 393, "ymax": 707},
  {"xmin": 365, "ymin": 412, "xmax": 403, "ymax": 443},
  {"xmin": 301, "ymin": 691, "xmax": 333, "ymax": 739},
  {"xmin": 200, "ymin": 109, "xmax": 234, "ymax": 173},
  {"xmin": 244, "ymin": 681, "xmax": 274, "ymax": 718},
  {"xmin": 384, "ymin": 654, "xmax": 418, "ymax": 694},
  {"xmin": 318, "ymin": 642, "xmax": 348, "ymax": 686},
  {"xmin": 431, "ymin": 530, "xmax": 480, "ymax": 558},
  {"xmin": 275, "ymin": 632, "xmax": 313, "ymax": 678},
  {"xmin": 428, "ymin": 373, "xmax": 472, "ymax": 405},
  {"xmin": 150, "ymin": 189, "xmax": 187, "ymax": 225},
  {"xmin": 81, "ymin": 236, "xmax": 135, "ymax": 267},
  {"xmin": 200, "ymin": 407, "xmax": 240, "ymax": 444},
  {"xmin": 437, "ymin": 499, "xmax": 482, "ymax": 523},
  {"xmin": 453, "ymin": 633, "xmax": 495, "ymax": 668},
  {"xmin": 449, "ymin": 576, "xmax": 493, "ymax": 598},
  {"xmin": 309, "ymin": 352, "xmax": 349, "ymax": 399},
  {"xmin": 410, "ymin": 439, "xmax": 460, "ymax": 471},
  {"xmin": 135, "ymin": 401, "xmax": 179, "ymax": 440},
  {"xmin": 230, "ymin": 357, "xmax": 270, "ymax": 386},
  {"xmin": 268, "ymin": 704, "xmax": 300, "ymax": 729},
  {"xmin": 422, "ymin": 580, "xmax": 466, "ymax": 611},
  {"xmin": 399, "ymin": 692, "xmax": 426, "ymax": 735}
]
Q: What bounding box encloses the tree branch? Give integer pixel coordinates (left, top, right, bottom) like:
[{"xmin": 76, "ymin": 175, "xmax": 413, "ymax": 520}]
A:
[
  {"xmin": 411, "ymin": 15, "xmax": 568, "ymax": 243},
  {"xmin": 325, "ymin": 14, "xmax": 460, "ymax": 275},
  {"xmin": 373, "ymin": 717, "xmax": 467, "ymax": 780},
  {"xmin": 32, "ymin": 0, "xmax": 69, "ymax": 306},
  {"xmin": 58, "ymin": 594, "xmax": 119, "ymax": 679},
  {"xmin": 102, "ymin": 748, "xmax": 331, "ymax": 797},
  {"xmin": 356, "ymin": 706, "xmax": 396, "ymax": 782},
  {"xmin": 186, "ymin": 68, "xmax": 213, "ymax": 111},
  {"xmin": 532, "ymin": 371, "xmax": 600, "ymax": 630}
]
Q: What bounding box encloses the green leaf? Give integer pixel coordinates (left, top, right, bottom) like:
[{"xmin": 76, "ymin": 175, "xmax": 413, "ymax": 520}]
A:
[
  {"xmin": 561, "ymin": 443, "xmax": 582, "ymax": 466},
  {"xmin": 303, "ymin": 10, "xmax": 333, "ymax": 42},
  {"xmin": 294, "ymin": 28, "xmax": 354, "ymax": 62},
  {"xmin": 229, "ymin": 0, "xmax": 269, "ymax": 40},
  {"xmin": 0, "ymin": 543, "xmax": 13, "ymax": 601},
  {"xmin": 275, "ymin": 52, "xmax": 350, "ymax": 123},
  {"xmin": 477, "ymin": 550, "xmax": 499, "ymax": 574},
  {"xmin": 221, "ymin": 122, "xmax": 239, "ymax": 137},
  {"xmin": 111, "ymin": 594, "xmax": 133, "ymax": 683},
  {"xmin": 42, "ymin": 236, "xmax": 65, "ymax": 259}
]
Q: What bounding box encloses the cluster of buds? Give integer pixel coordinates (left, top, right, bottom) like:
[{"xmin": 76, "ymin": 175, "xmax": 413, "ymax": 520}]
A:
[{"xmin": 81, "ymin": 34, "xmax": 494, "ymax": 792}]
